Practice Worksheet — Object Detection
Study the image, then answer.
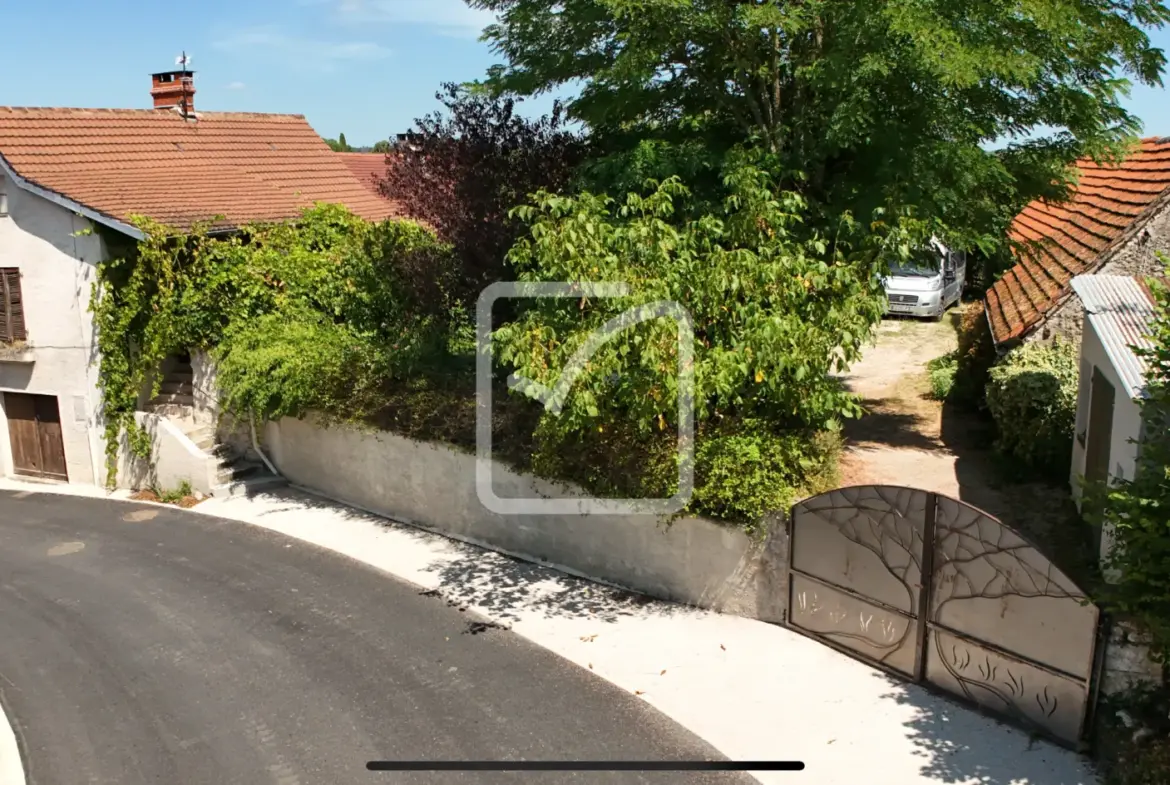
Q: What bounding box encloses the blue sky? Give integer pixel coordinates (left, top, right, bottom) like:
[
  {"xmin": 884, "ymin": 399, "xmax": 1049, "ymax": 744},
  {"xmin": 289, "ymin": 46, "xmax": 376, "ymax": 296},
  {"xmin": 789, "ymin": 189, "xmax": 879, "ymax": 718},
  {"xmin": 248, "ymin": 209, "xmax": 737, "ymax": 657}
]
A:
[{"xmin": 0, "ymin": 0, "xmax": 1168, "ymax": 147}]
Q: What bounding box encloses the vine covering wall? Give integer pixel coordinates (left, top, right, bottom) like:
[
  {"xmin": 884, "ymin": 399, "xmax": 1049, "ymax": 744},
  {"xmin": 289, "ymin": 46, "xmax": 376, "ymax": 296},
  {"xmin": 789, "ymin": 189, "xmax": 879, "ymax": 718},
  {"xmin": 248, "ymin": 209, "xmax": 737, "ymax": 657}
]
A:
[
  {"xmin": 89, "ymin": 205, "xmax": 460, "ymax": 487},
  {"xmin": 88, "ymin": 175, "xmax": 889, "ymax": 529}
]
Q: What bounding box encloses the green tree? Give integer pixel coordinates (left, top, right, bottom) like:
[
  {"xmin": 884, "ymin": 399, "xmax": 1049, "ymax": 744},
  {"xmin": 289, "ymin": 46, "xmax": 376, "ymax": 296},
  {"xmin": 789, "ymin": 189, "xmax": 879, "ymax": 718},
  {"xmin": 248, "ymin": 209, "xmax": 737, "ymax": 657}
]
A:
[
  {"xmin": 372, "ymin": 140, "xmax": 392, "ymax": 153},
  {"xmin": 323, "ymin": 134, "xmax": 353, "ymax": 152},
  {"xmin": 495, "ymin": 166, "xmax": 890, "ymax": 441},
  {"xmin": 475, "ymin": 0, "xmax": 1170, "ymax": 253}
]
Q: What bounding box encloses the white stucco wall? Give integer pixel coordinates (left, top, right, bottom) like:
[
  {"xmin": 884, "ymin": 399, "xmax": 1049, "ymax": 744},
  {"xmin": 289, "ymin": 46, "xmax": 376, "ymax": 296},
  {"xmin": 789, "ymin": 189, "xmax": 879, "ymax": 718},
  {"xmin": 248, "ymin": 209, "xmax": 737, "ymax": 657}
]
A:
[
  {"xmin": 0, "ymin": 172, "xmax": 106, "ymax": 486},
  {"xmin": 1070, "ymin": 316, "xmax": 1146, "ymax": 565},
  {"xmin": 112, "ymin": 411, "xmax": 217, "ymax": 495},
  {"xmin": 263, "ymin": 415, "xmax": 791, "ymax": 622}
]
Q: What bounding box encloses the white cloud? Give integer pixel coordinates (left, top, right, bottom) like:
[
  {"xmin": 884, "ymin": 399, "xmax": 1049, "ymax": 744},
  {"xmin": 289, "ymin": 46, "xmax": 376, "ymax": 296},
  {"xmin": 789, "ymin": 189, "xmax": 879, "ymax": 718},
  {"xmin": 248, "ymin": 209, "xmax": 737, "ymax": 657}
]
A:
[
  {"xmin": 303, "ymin": 0, "xmax": 496, "ymax": 39},
  {"xmin": 213, "ymin": 27, "xmax": 391, "ymax": 70},
  {"xmin": 226, "ymin": 81, "xmax": 247, "ymax": 90}
]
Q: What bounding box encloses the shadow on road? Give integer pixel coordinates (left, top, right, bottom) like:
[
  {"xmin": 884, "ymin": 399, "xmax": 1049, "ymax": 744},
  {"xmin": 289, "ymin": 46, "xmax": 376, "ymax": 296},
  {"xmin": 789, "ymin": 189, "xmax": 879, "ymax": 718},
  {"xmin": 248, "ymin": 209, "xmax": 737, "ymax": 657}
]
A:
[
  {"xmin": 417, "ymin": 545, "xmax": 685, "ymax": 625},
  {"xmin": 247, "ymin": 486, "xmax": 683, "ymax": 625},
  {"xmin": 844, "ymin": 399, "xmax": 945, "ymax": 450}
]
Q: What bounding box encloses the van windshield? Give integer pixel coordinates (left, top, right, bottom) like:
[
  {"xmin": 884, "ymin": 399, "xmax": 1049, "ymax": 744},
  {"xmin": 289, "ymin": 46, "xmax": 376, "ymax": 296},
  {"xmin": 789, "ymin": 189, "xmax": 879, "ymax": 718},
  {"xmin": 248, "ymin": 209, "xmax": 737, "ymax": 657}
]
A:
[{"xmin": 889, "ymin": 248, "xmax": 942, "ymax": 278}]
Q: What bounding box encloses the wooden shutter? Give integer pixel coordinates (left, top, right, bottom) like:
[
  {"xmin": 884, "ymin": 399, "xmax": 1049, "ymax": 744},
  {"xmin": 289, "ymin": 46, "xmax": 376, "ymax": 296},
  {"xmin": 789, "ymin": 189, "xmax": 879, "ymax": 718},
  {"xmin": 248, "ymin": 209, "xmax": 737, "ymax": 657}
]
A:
[{"xmin": 0, "ymin": 268, "xmax": 25, "ymax": 342}]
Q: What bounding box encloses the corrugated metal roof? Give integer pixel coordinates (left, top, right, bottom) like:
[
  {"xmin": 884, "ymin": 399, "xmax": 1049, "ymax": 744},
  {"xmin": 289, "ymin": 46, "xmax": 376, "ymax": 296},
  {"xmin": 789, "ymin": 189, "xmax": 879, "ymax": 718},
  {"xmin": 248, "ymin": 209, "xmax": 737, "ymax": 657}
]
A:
[{"xmin": 1070, "ymin": 275, "xmax": 1159, "ymax": 400}]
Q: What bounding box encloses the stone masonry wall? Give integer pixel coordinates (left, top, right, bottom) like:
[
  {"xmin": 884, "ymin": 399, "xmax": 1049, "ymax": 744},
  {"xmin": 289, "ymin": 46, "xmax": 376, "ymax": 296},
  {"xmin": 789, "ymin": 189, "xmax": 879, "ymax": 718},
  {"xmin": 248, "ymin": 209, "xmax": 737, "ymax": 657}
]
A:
[
  {"xmin": 1102, "ymin": 621, "xmax": 1165, "ymax": 696},
  {"xmin": 1025, "ymin": 196, "xmax": 1170, "ymax": 348}
]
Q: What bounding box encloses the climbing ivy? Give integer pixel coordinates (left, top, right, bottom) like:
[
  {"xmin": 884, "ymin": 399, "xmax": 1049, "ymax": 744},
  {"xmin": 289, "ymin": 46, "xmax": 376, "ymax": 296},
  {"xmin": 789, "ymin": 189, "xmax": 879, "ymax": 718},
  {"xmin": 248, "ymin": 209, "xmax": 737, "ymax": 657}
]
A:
[{"xmin": 90, "ymin": 205, "xmax": 458, "ymax": 487}]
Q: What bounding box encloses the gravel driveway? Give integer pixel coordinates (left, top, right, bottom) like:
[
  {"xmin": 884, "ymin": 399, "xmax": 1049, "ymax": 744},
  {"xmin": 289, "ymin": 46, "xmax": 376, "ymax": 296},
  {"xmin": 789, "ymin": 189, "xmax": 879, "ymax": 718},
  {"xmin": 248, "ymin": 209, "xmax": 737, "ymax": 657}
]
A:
[{"xmin": 835, "ymin": 306, "xmax": 1095, "ymax": 579}]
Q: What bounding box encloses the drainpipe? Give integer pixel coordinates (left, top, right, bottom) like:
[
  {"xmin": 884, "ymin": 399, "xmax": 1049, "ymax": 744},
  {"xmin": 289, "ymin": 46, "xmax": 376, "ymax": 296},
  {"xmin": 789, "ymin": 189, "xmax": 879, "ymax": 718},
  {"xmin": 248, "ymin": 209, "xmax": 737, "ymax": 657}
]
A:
[{"xmin": 249, "ymin": 412, "xmax": 281, "ymax": 478}]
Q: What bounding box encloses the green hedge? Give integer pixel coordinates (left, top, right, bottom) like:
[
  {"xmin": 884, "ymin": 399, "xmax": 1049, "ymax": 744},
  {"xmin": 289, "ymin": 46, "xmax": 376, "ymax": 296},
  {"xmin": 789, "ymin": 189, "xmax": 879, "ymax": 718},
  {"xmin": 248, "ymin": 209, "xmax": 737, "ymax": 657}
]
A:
[{"xmin": 984, "ymin": 339, "xmax": 1078, "ymax": 477}]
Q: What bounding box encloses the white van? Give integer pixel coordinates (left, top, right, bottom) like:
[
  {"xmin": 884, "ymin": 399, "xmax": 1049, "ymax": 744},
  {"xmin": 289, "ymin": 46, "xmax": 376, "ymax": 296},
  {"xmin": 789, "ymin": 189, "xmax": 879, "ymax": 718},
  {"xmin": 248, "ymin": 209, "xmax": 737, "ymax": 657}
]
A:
[{"xmin": 883, "ymin": 237, "xmax": 967, "ymax": 321}]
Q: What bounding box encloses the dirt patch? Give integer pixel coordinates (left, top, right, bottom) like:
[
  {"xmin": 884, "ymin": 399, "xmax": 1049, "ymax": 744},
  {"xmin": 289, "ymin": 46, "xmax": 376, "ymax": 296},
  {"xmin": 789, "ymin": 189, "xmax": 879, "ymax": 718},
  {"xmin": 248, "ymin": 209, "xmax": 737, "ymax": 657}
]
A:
[
  {"xmin": 129, "ymin": 489, "xmax": 205, "ymax": 509},
  {"xmin": 836, "ymin": 304, "xmax": 1096, "ymax": 580}
]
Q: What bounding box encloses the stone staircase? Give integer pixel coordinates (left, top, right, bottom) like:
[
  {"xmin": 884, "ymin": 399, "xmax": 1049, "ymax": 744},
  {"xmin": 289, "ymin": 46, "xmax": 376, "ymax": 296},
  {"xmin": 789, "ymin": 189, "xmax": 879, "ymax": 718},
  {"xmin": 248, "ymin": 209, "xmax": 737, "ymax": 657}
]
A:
[{"xmin": 146, "ymin": 356, "xmax": 286, "ymax": 498}]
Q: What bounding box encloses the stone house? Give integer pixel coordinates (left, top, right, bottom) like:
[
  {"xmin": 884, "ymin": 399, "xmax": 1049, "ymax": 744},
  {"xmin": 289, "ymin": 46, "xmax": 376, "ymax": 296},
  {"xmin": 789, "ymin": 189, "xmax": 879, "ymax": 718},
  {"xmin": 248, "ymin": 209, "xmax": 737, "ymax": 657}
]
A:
[
  {"xmin": 984, "ymin": 136, "xmax": 1170, "ymax": 351},
  {"xmin": 0, "ymin": 68, "xmax": 399, "ymax": 493}
]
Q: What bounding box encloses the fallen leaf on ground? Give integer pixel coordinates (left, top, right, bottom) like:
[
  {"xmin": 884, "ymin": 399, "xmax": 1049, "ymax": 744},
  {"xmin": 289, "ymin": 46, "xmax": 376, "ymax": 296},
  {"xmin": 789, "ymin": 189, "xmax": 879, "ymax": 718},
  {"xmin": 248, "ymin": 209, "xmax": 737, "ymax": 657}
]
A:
[
  {"xmin": 719, "ymin": 644, "xmax": 726, "ymax": 651},
  {"xmin": 659, "ymin": 669, "xmax": 666, "ymax": 675},
  {"xmin": 580, "ymin": 634, "xmax": 598, "ymax": 642},
  {"xmin": 634, "ymin": 690, "xmax": 645, "ymax": 696},
  {"xmin": 588, "ymin": 663, "xmax": 593, "ymax": 670}
]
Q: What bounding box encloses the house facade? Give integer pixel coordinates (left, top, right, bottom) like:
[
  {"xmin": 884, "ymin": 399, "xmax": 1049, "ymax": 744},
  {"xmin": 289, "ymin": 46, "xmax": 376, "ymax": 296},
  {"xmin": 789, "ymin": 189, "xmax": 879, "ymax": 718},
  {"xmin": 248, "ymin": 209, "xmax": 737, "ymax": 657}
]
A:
[
  {"xmin": 985, "ymin": 137, "xmax": 1170, "ymax": 351},
  {"xmin": 0, "ymin": 70, "xmax": 400, "ymax": 492},
  {"xmin": 1067, "ymin": 274, "xmax": 1160, "ymax": 564},
  {"xmin": 0, "ymin": 168, "xmax": 108, "ymax": 485}
]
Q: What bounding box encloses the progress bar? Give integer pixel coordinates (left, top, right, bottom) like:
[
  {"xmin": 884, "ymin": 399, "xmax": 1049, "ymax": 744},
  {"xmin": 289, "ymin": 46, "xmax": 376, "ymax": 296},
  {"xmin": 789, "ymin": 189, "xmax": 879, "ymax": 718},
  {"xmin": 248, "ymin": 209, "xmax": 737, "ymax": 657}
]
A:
[{"xmin": 367, "ymin": 761, "xmax": 805, "ymax": 771}]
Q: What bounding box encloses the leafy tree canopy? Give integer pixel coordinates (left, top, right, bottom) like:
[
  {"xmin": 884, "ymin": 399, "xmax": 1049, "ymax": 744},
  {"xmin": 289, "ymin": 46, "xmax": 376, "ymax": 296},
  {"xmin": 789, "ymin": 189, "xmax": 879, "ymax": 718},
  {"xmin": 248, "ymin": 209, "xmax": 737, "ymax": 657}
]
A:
[
  {"xmin": 474, "ymin": 0, "xmax": 1170, "ymax": 252},
  {"xmin": 496, "ymin": 163, "xmax": 896, "ymax": 442}
]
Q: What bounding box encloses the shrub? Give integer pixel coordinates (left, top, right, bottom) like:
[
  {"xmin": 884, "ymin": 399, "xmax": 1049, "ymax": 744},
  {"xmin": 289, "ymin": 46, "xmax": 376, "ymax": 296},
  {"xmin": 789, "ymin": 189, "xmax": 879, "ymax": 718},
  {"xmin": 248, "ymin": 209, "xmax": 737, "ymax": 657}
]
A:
[
  {"xmin": 926, "ymin": 352, "xmax": 958, "ymax": 400},
  {"xmin": 950, "ymin": 301, "xmax": 998, "ymax": 409},
  {"xmin": 215, "ymin": 313, "xmax": 393, "ymax": 424},
  {"xmin": 527, "ymin": 415, "xmax": 842, "ymax": 531},
  {"xmin": 691, "ymin": 424, "xmax": 841, "ymax": 530},
  {"xmin": 984, "ymin": 339, "xmax": 1078, "ymax": 476},
  {"xmin": 92, "ymin": 205, "xmax": 462, "ymax": 485}
]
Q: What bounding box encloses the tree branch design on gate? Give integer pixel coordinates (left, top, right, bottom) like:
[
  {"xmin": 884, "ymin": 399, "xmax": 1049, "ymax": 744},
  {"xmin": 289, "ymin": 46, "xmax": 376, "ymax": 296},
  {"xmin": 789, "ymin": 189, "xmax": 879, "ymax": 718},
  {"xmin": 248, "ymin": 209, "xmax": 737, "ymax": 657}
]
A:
[
  {"xmin": 789, "ymin": 486, "xmax": 1100, "ymax": 745},
  {"xmin": 791, "ymin": 486, "xmax": 927, "ymax": 664},
  {"xmin": 928, "ymin": 496, "xmax": 1093, "ymax": 740}
]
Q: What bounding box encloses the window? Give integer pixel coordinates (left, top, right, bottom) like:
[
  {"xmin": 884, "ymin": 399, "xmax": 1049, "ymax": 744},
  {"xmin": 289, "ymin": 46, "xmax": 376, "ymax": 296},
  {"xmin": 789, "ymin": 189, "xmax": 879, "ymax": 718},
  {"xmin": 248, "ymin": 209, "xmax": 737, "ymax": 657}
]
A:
[{"xmin": 0, "ymin": 267, "xmax": 26, "ymax": 343}]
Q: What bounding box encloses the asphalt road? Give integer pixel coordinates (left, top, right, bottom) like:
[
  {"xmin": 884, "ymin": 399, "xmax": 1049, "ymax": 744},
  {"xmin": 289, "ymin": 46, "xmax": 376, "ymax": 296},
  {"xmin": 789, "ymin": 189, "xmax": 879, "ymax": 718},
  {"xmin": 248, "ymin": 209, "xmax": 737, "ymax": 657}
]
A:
[{"xmin": 0, "ymin": 490, "xmax": 755, "ymax": 785}]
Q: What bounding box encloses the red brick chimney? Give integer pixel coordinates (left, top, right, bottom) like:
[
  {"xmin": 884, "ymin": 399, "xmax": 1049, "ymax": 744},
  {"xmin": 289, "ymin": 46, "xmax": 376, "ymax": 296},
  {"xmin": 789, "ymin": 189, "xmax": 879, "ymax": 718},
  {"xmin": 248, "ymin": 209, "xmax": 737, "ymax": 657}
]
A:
[{"xmin": 150, "ymin": 70, "xmax": 195, "ymax": 115}]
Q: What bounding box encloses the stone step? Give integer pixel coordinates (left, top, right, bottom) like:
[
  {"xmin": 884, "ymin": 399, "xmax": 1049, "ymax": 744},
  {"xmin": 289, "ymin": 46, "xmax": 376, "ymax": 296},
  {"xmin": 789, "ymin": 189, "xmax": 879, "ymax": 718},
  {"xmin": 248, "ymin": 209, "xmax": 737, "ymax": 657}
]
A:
[
  {"xmin": 167, "ymin": 368, "xmax": 194, "ymax": 382},
  {"xmin": 145, "ymin": 402, "xmax": 195, "ymax": 419},
  {"xmin": 160, "ymin": 380, "xmax": 194, "ymax": 396},
  {"xmin": 211, "ymin": 474, "xmax": 287, "ymax": 499},
  {"xmin": 215, "ymin": 458, "xmax": 266, "ymax": 485},
  {"xmin": 150, "ymin": 393, "xmax": 194, "ymax": 406}
]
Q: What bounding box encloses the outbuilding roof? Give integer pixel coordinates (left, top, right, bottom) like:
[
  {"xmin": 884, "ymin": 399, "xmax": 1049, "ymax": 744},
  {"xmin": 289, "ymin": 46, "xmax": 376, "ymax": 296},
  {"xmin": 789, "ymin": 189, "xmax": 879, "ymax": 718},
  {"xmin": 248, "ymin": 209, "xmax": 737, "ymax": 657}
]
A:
[
  {"xmin": 986, "ymin": 137, "xmax": 1170, "ymax": 346},
  {"xmin": 1069, "ymin": 274, "xmax": 1162, "ymax": 400}
]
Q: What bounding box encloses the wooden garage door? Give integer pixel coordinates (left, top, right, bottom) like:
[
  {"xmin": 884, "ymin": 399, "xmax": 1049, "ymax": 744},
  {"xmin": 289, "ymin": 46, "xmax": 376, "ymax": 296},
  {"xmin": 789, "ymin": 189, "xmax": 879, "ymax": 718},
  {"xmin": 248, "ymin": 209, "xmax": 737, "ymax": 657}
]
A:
[{"xmin": 4, "ymin": 392, "xmax": 68, "ymax": 481}]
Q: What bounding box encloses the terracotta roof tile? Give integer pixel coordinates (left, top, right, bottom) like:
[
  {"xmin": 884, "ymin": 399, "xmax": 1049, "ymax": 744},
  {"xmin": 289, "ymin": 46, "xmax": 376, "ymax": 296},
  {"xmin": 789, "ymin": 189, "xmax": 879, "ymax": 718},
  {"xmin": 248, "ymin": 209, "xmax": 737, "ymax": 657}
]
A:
[
  {"xmin": 338, "ymin": 152, "xmax": 390, "ymax": 197},
  {"xmin": 986, "ymin": 136, "xmax": 1170, "ymax": 345},
  {"xmin": 0, "ymin": 106, "xmax": 404, "ymax": 231}
]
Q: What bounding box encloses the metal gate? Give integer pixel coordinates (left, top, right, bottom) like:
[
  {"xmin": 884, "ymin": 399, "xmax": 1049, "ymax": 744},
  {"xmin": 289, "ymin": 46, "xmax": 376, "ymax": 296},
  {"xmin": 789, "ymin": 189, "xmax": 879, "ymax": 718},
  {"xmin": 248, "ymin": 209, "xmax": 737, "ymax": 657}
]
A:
[{"xmin": 786, "ymin": 485, "xmax": 1100, "ymax": 747}]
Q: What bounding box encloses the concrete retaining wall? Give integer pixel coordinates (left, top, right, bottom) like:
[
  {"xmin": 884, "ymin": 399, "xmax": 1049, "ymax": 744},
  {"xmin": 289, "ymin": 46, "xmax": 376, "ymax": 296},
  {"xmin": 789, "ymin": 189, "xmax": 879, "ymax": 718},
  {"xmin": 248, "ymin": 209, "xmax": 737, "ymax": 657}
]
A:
[
  {"xmin": 262, "ymin": 413, "xmax": 1155, "ymax": 718},
  {"xmin": 263, "ymin": 415, "xmax": 790, "ymax": 622},
  {"xmin": 114, "ymin": 411, "xmax": 216, "ymax": 495}
]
